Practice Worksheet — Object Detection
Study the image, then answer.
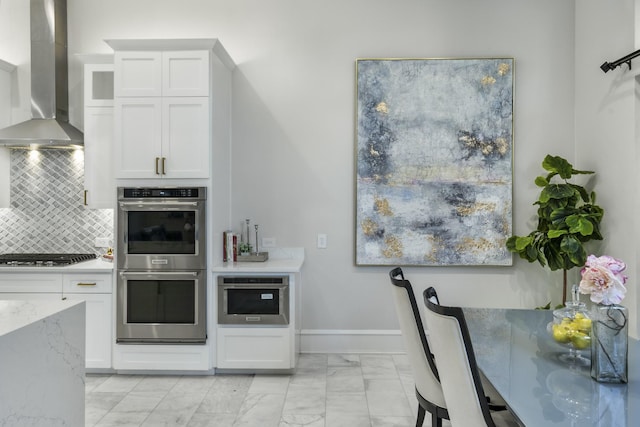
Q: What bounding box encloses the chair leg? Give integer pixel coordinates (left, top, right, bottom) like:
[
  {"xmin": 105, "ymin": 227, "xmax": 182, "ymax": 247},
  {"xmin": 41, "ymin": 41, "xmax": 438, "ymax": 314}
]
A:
[
  {"xmin": 431, "ymin": 412, "xmax": 442, "ymax": 427},
  {"xmin": 416, "ymin": 405, "xmax": 425, "ymax": 427}
]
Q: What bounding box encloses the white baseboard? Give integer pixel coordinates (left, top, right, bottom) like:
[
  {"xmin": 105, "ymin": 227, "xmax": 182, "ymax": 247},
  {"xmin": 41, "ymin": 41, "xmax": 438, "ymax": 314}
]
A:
[{"xmin": 300, "ymin": 329, "xmax": 404, "ymax": 353}]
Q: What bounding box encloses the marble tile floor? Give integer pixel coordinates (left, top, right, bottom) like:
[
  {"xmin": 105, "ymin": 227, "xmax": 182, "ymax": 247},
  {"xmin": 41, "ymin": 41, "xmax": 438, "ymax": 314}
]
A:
[{"xmin": 85, "ymin": 353, "xmax": 452, "ymax": 427}]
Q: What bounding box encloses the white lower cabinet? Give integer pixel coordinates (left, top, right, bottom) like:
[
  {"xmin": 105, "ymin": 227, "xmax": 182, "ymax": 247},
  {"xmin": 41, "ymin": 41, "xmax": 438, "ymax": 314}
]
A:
[
  {"xmin": 62, "ymin": 274, "xmax": 113, "ymax": 369},
  {"xmin": 0, "ymin": 272, "xmax": 113, "ymax": 371},
  {"xmin": 216, "ymin": 327, "xmax": 292, "ymax": 370},
  {"xmin": 214, "ymin": 270, "xmax": 301, "ymax": 371}
]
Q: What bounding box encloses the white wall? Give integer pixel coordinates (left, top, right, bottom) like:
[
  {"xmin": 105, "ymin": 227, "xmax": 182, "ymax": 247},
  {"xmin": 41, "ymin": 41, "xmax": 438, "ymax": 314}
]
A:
[
  {"xmin": 574, "ymin": 0, "xmax": 638, "ymax": 337},
  {"xmin": 1, "ymin": 0, "xmax": 583, "ymax": 349}
]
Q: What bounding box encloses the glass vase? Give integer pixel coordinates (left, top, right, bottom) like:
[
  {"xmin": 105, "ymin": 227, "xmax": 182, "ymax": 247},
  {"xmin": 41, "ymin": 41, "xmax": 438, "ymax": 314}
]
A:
[{"xmin": 590, "ymin": 304, "xmax": 628, "ymax": 383}]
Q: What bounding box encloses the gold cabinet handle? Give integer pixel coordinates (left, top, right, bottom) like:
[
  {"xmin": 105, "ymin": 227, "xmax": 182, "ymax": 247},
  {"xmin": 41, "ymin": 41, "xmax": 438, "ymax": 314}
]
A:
[
  {"xmin": 155, "ymin": 157, "xmax": 160, "ymax": 175},
  {"xmin": 76, "ymin": 282, "xmax": 97, "ymax": 286},
  {"xmin": 83, "ymin": 190, "xmax": 88, "ymax": 206},
  {"xmin": 162, "ymin": 157, "xmax": 166, "ymax": 175}
]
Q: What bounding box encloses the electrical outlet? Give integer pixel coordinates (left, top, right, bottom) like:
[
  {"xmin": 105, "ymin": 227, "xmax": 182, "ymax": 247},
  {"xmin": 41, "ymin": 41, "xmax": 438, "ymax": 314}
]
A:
[
  {"xmin": 94, "ymin": 237, "xmax": 110, "ymax": 247},
  {"xmin": 317, "ymin": 233, "xmax": 327, "ymax": 249},
  {"xmin": 262, "ymin": 237, "xmax": 276, "ymax": 248}
]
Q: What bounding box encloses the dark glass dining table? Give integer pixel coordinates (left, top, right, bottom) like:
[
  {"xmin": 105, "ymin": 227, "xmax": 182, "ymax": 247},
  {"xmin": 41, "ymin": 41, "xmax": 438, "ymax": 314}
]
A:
[{"xmin": 462, "ymin": 308, "xmax": 639, "ymax": 427}]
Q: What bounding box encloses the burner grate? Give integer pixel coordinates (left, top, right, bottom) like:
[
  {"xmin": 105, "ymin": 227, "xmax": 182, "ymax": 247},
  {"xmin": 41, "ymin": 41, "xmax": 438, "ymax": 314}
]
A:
[{"xmin": 0, "ymin": 253, "xmax": 97, "ymax": 266}]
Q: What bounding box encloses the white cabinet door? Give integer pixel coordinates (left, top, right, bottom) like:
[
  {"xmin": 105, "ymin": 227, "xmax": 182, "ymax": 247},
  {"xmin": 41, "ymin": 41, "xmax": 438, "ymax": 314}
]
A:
[
  {"xmin": 114, "ymin": 97, "xmax": 162, "ymax": 178},
  {"xmin": 162, "ymin": 97, "xmax": 210, "ymax": 178},
  {"xmin": 114, "ymin": 51, "xmax": 161, "ymax": 97},
  {"xmin": 162, "ymin": 51, "xmax": 209, "ymax": 97},
  {"xmin": 217, "ymin": 327, "xmax": 292, "ymax": 369},
  {"xmin": 84, "ymin": 106, "xmax": 114, "ymax": 208},
  {"xmin": 63, "ymin": 293, "xmax": 112, "ymax": 369},
  {"xmin": 84, "ymin": 63, "xmax": 114, "ymax": 107}
]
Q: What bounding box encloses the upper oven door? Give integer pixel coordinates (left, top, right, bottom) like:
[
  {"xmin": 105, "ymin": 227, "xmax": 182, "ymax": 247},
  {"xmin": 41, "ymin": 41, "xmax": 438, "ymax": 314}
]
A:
[{"xmin": 117, "ymin": 198, "xmax": 206, "ymax": 270}]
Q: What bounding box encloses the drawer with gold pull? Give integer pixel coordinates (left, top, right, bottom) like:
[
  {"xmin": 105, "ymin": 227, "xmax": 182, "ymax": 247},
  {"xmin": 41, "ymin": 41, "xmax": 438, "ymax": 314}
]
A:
[{"xmin": 62, "ymin": 273, "xmax": 112, "ymax": 294}]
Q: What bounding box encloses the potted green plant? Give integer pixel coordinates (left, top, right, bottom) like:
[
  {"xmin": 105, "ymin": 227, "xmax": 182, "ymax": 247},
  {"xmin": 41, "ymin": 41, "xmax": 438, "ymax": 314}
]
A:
[
  {"xmin": 506, "ymin": 155, "xmax": 604, "ymax": 306},
  {"xmin": 238, "ymin": 242, "xmax": 252, "ymax": 256}
]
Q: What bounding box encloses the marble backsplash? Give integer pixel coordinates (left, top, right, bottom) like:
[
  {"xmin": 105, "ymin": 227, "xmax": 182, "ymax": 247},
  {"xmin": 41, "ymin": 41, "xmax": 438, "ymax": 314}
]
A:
[{"xmin": 0, "ymin": 149, "xmax": 113, "ymax": 254}]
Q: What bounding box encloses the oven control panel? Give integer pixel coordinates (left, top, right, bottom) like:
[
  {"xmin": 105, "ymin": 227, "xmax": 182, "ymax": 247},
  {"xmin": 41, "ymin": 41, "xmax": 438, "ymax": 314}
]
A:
[{"xmin": 121, "ymin": 187, "xmax": 204, "ymax": 199}]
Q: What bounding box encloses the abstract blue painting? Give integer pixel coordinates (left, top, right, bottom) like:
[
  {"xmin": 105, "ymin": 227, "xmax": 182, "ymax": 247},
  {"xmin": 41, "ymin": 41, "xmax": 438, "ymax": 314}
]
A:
[{"xmin": 355, "ymin": 58, "xmax": 513, "ymax": 266}]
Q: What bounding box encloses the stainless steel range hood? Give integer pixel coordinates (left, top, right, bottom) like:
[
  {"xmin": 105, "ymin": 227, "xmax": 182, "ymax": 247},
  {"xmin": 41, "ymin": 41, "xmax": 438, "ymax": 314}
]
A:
[{"xmin": 0, "ymin": 0, "xmax": 83, "ymax": 148}]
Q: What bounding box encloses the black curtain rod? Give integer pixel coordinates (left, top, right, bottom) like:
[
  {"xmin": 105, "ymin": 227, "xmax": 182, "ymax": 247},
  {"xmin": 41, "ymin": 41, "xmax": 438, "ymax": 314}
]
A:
[{"xmin": 601, "ymin": 49, "xmax": 640, "ymax": 73}]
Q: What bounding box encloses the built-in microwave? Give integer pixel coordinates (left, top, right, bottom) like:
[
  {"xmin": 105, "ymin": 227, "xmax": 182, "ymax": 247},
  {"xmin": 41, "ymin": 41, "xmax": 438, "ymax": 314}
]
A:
[
  {"xmin": 117, "ymin": 187, "xmax": 206, "ymax": 270},
  {"xmin": 217, "ymin": 276, "xmax": 290, "ymax": 325}
]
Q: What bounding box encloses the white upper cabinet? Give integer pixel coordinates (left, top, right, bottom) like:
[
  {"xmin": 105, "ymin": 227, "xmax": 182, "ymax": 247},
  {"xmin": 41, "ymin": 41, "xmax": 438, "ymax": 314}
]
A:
[
  {"xmin": 162, "ymin": 97, "xmax": 210, "ymax": 178},
  {"xmin": 114, "ymin": 97, "xmax": 163, "ymax": 178},
  {"xmin": 162, "ymin": 51, "xmax": 210, "ymax": 97},
  {"xmin": 114, "ymin": 52, "xmax": 162, "ymax": 97},
  {"xmin": 114, "ymin": 50, "xmax": 209, "ymax": 98},
  {"xmin": 82, "ymin": 60, "xmax": 115, "ymax": 208},
  {"xmin": 108, "ymin": 40, "xmax": 221, "ymax": 179},
  {"xmin": 85, "ymin": 63, "xmax": 115, "ymax": 107}
]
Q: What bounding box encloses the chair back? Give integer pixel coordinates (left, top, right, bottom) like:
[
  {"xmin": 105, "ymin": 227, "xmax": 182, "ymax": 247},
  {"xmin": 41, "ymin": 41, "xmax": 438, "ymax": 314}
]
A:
[
  {"xmin": 389, "ymin": 268, "xmax": 447, "ymax": 410},
  {"xmin": 422, "ymin": 287, "xmax": 496, "ymax": 427}
]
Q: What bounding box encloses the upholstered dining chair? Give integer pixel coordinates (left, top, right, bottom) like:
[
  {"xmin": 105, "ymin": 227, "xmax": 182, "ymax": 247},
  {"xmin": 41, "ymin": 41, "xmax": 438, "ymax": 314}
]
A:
[
  {"xmin": 422, "ymin": 287, "xmax": 521, "ymax": 427},
  {"xmin": 389, "ymin": 267, "xmax": 449, "ymax": 427}
]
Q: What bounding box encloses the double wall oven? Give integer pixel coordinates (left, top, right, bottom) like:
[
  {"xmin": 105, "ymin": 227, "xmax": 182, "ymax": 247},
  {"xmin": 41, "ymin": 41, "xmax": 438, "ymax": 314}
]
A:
[{"xmin": 116, "ymin": 187, "xmax": 207, "ymax": 344}]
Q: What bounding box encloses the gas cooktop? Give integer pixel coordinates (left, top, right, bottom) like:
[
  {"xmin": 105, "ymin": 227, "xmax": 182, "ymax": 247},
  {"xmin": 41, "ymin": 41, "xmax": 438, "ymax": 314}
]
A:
[{"xmin": 0, "ymin": 253, "xmax": 97, "ymax": 266}]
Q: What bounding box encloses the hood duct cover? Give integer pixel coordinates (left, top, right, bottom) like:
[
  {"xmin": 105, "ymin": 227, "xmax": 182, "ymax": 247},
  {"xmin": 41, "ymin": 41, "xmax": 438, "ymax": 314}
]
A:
[{"xmin": 0, "ymin": 0, "xmax": 83, "ymax": 148}]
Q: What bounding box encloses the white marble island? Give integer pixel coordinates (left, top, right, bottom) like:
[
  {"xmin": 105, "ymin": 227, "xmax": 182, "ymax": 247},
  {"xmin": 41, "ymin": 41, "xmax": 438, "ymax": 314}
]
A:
[{"xmin": 0, "ymin": 300, "xmax": 85, "ymax": 427}]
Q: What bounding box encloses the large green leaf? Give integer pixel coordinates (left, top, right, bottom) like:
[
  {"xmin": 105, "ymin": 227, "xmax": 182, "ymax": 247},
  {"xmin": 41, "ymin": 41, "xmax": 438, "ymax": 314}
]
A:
[
  {"xmin": 542, "ymin": 155, "xmax": 594, "ymax": 179},
  {"xmin": 566, "ymin": 215, "xmax": 594, "ymax": 236},
  {"xmin": 560, "ymin": 235, "xmax": 586, "ymax": 266},
  {"xmin": 542, "ymin": 155, "xmax": 574, "ymax": 179},
  {"xmin": 549, "ymin": 207, "xmax": 575, "ymax": 225},
  {"xmin": 570, "ymin": 184, "xmax": 590, "ymax": 203},
  {"xmin": 547, "ymin": 229, "xmax": 567, "ymax": 238},
  {"xmin": 535, "ymin": 176, "xmax": 549, "ymax": 187},
  {"xmin": 540, "ymin": 184, "xmax": 575, "ymax": 202},
  {"xmin": 514, "ymin": 236, "xmax": 533, "ymax": 251},
  {"xmin": 543, "ymin": 243, "xmax": 564, "ymax": 271}
]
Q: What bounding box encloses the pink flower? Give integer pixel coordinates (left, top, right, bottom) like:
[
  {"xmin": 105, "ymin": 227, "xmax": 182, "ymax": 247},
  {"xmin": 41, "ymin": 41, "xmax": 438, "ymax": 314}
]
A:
[{"xmin": 579, "ymin": 255, "xmax": 627, "ymax": 305}]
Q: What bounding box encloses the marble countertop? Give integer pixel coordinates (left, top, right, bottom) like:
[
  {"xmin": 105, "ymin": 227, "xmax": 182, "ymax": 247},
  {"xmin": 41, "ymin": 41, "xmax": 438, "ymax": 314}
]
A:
[
  {"xmin": 0, "ymin": 258, "xmax": 114, "ymax": 273},
  {"xmin": 0, "ymin": 299, "xmax": 85, "ymax": 337},
  {"xmin": 212, "ymin": 248, "xmax": 305, "ymax": 273}
]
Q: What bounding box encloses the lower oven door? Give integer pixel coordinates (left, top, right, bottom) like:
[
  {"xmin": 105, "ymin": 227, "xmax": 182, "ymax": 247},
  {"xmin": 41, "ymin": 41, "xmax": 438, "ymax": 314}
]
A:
[{"xmin": 117, "ymin": 270, "xmax": 206, "ymax": 344}]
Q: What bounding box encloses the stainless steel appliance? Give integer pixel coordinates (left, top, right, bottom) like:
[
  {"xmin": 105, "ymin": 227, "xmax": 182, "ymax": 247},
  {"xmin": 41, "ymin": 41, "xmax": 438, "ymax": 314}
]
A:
[
  {"xmin": 117, "ymin": 187, "xmax": 206, "ymax": 270},
  {"xmin": 0, "ymin": 0, "xmax": 84, "ymax": 148},
  {"xmin": 116, "ymin": 187, "xmax": 207, "ymax": 344},
  {"xmin": 217, "ymin": 276, "xmax": 289, "ymax": 325},
  {"xmin": 0, "ymin": 253, "xmax": 96, "ymax": 266},
  {"xmin": 117, "ymin": 270, "xmax": 206, "ymax": 343}
]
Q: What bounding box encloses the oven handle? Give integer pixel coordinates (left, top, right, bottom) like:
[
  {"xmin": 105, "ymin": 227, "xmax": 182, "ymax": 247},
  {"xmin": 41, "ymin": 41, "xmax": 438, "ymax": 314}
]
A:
[
  {"xmin": 119, "ymin": 271, "xmax": 199, "ymax": 278},
  {"xmin": 119, "ymin": 201, "xmax": 199, "ymax": 209}
]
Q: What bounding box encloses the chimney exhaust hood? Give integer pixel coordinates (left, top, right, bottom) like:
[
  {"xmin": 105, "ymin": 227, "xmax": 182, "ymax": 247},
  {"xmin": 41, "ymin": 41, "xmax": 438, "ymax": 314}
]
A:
[{"xmin": 0, "ymin": 0, "xmax": 83, "ymax": 148}]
